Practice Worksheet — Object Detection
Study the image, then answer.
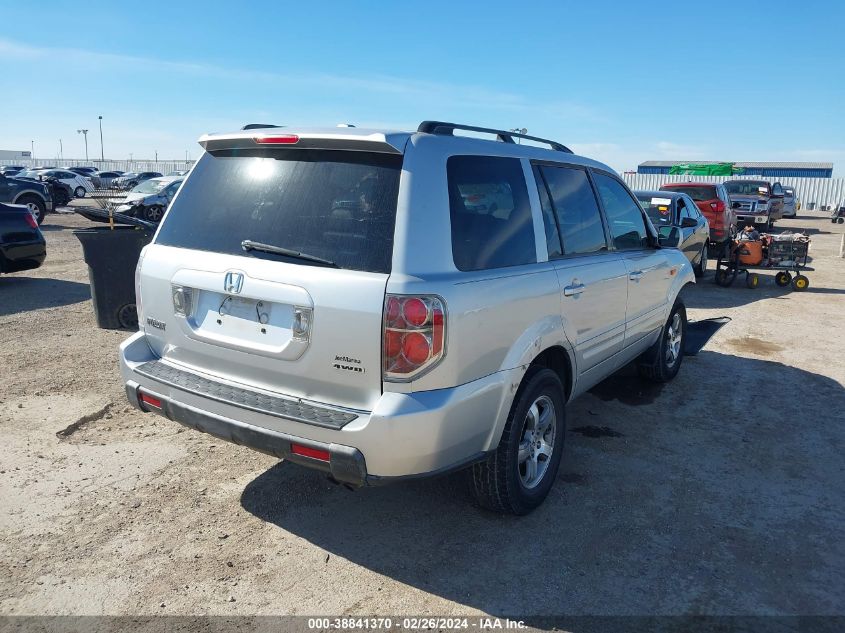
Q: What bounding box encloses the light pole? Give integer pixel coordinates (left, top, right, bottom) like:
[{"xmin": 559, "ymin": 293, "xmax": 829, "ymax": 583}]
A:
[
  {"xmin": 31, "ymin": 140, "xmax": 35, "ymax": 161},
  {"xmin": 59, "ymin": 139, "xmax": 63, "ymax": 160},
  {"xmin": 98, "ymin": 115, "xmax": 104, "ymax": 161},
  {"xmin": 155, "ymin": 150, "xmax": 158, "ymax": 163},
  {"xmin": 77, "ymin": 129, "xmax": 89, "ymax": 161},
  {"xmin": 509, "ymin": 128, "xmax": 527, "ymax": 144}
]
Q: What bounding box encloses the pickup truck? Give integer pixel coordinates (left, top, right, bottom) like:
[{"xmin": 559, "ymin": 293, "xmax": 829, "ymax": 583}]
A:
[
  {"xmin": 724, "ymin": 179, "xmax": 785, "ymax": 231},
  {"xmin": 0, "ymin": 173, "xmax": 53, "ymax": 224},
  {"xmin": 0, "ymin": 202, "xmax": 46, "ymax": 274}
]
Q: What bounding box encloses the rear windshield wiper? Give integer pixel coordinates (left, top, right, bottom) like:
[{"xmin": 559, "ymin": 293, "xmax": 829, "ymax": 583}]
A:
[{"xmin": 241, "ymin": 240, "xmax": 339, "ymax": 268}]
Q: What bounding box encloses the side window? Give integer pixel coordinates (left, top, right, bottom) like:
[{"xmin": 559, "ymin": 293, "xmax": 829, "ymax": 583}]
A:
[
  {"xmin": 593, "ymin": 172, "xmax": 649, "ymax": 250},
  {"xmin": 539, "ymin": 165, "xmax": 608, "ymax": 255},
  {"xmin": 772, "ymin": 183, "xmax": 783, "ymax": 196},
  {"xmin": 531, "ymin": 166, "xmax": 563, "ymax": 259},
  {"xmin": 448, "ymin": 155, "xmax": 537, "ymax": 271}
]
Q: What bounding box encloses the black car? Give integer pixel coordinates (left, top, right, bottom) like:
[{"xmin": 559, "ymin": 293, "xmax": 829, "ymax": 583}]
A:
[
  {"xmin": 635, "ymin": 190, "xmax": 710, "ymax": 277},
  {"xmin": 0, "ymin": 172, "xmax": 53, "ymax": 224},
  {"xmin": 90, "ymin": 170, "xmax": 125, "ymax": 188},
  {"xmin": 1, "ymin": 165, "xmax": 25, "ymax": 176},
  {"xmin": 69, "ymin": 166, "xmax": 98, "ymax": 177},
  {"xmin": 0, "ymin": 202, "xmax": 46, "ymax": 273}
]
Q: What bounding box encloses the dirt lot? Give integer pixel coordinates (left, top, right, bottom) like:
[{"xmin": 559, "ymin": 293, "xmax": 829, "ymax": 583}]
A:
[{"xmin": 1, "ymin": 210, "xmax": 844, "ymax": 620}]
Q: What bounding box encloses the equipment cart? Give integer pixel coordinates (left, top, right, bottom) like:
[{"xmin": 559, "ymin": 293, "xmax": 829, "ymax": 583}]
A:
[{"xmin": 714, "ymin": 234, "xmax": 813, "ymax": 291}]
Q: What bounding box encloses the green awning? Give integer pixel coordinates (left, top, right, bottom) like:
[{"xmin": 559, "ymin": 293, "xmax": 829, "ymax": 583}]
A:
[{"xmin": 668, "ymin": 162, "xmax": 744, "ymax": 176}]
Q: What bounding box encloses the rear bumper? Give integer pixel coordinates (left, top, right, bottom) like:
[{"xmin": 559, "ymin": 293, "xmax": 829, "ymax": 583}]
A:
[
  {"xmin": 120, "ymin": 331, "xmax": 513, "ymax": 484},
  {"xmin": 1, "ymin": 240, "xmax": 46, "ymax": 273}
]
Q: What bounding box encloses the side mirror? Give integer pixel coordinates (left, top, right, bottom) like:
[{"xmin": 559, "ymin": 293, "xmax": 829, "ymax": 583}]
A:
[
  {"xmin": 681, "ymin": 217, "xmax": 698, "ymax": 228},
  {"xmin": 732, "ymin": 201, "xmax": 742, "ymax": 209},
  {"xmin": 658, "ymin": 226, "xmax": 682, "ymax": 249}
]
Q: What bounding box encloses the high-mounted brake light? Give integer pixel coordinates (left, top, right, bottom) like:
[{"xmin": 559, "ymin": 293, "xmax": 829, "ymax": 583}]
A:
[
  {"xmin": 253, "ymin": 134, "xmax": 299, "ymax": 145},
  {"xmin": 383, "ymin": 295, "xmax": 446, "ymax": 381}
]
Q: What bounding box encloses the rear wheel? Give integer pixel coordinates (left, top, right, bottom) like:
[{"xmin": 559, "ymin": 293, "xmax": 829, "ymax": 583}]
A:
[
  {"xmin": 74, "ymin": 186, "xmax": 86, "ymax": 198},
  {"xmin": 715, "ymin": 267, "xmax": 736, "ymax": 287},
  {"xmin": 470, "ymin": 367, "xmax": 566, "ymax": 515},
  {"xmin": 637, "ymin": 300, "xmax": 686, "ymax": 383},
  {"xmin": 17, "ymin": 195, "xmax": 46, "ymax": 225},
  {"xmin": 775, "ymin": 271, "xmax": 792, "ymax": 287}
]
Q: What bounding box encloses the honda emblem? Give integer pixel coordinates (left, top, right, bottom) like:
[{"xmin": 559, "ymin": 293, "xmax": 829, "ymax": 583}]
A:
[{"xmin": 224, "ymin": 271, "xmax": 244, "ymax": 294}]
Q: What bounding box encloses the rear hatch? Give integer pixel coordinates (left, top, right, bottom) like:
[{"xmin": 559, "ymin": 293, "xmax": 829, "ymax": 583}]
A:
[{"xmin": 139, "ymin": 140, "xmax": 403, "ymax": 411}]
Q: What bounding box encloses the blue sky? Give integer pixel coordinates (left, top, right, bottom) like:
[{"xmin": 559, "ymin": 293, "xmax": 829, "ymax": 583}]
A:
[{"xmin": 1, "ymin": 0, "xmax": 843, "ymax": 172}]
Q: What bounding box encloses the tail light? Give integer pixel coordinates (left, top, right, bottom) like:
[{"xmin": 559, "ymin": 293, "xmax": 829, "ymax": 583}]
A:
[
  {"xmin": 383, "ymin": 294, "xmax": 446, "ymax": 381},
  {"xmin": 24, "ymin": 213, "xmax": 38, "ymax": 229}
]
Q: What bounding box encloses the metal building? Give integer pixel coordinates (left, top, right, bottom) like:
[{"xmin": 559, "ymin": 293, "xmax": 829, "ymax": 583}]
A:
[{"xmin": 637, "ymin": 161, "xmax": 833, "ymax": 179}]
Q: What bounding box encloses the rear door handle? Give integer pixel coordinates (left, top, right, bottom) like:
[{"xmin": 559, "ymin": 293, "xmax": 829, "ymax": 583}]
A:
[
  {"xmin": 629, "ymin": 271, "xmax": 643, "ymax": 281},
  {"xmin": 563, "ymin": 283, "xmax": 586, "ymax": 296}
]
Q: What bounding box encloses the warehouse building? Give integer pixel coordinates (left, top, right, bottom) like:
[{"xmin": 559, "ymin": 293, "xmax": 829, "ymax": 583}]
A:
[{"xmin": 637, "ymin": 161, "xmax": 833, "ymax": 179}]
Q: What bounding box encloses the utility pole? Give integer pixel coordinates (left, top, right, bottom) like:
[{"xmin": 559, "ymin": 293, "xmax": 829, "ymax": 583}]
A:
[
  {"xmin": 59, "ymin": 139, "xmax": 63, "ymax": 160},
  {"xmin": 98, "ymin": 115, "xmax": 104, "ymax": 161},
  {"xmin": 155, "ymin": 150, "xmax": 158, "ymax": 163},
  {"xmin": 77, "ymin": 129, "xmax": 89, "ymax": 161},
  {"xmin": 129, "ymin": 153, "xmax": 133, "ymax": 161},
  {"xmin": 31, "ymin": 140, "xmax": 35, "ymax": 161}
]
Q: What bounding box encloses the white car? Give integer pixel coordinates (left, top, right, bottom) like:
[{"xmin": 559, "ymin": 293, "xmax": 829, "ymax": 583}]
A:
[{"xmin": 37, "ymin": 169, "xmax": 95, "ymax": 198}]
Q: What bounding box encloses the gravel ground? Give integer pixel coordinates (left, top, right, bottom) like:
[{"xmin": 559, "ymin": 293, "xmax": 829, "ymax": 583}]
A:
[{"xmin": 1, "ymin": 209, "xmax": 843, "ymax": 621}]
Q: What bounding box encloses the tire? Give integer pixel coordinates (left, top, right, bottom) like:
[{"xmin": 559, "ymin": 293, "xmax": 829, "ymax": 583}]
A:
[
  {"xmin": 745, "ymin": 272, "xmax": 759, "ymax": 289},
  {"xmin": 838, "ymin": 217, "xmax": 844, "ymax": 225},
  {"xmin": 469, "ymin": 367, "xmax": 566, "ymax": 515},
  {"xmin": 715, "ymin": 267, "xmax": 736, "ymax": 287},
  {"xmin": 694, "ymin": 243, "xmax": 708, "ymax": 277},
  {"xmin": 16, "ymin": 195, "xmax": 46, "ymax": 225},
  {"xmin": 792, "ymin": 275, "xmax": 809, "ymax": 291},
  {"xmin": 775, "ymin": 271, "xmax": 792, "ymax": 287},
  {"xmin": 143, "ymin": 205, "xmax": 165, "ymax": 223},
  {"xmin": 636, "ymin": 300, "xmax": 686, "ymax": 383},
  {"xmin": 74, "ymin": 186, "xmax": 86, "ymax": 198}
]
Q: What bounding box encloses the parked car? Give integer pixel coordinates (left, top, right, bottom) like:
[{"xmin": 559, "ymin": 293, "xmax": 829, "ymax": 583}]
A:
[
  {"xmin": 658, "ymin": 182, "xmax": 735, "ymax": 253},
  {"xmin": 37, "ymin": 169, "xmax": 95, "ymax": 198},
  {"xmin": 1, "ymin": 165, "xmax": 26, "ymax": 176},
  {"xmin": 0, "ymin": 202, "xmax": 46, "ymax": 273},
  {"xmin": 166, "ymin": 170, "xmax": 189, "ymax": 177},
  {"xmin": 0, "ymin": 172, "xmax": 53, "ymax": 224},
  {"xmin": 723, "ymin": 179, "xmax": 785, "ymax": 230},
  {"xmin": 40, "ymin": 175, "xmax": 74, "ymax": 207},
  {"xmin": 89, "ymin": 170, "xmax": 125, "ymax": 188},
  {"xmin": 69, "ymin": 167, "xmax": 99, "ymax": 177},
  {"xmin": 782, "ymin": 186, "xmax": 798, "ymax": 218},
  {"xmin": 112, "ymin": 176, "xmax": 184, "ymax": 222},
  {"xmin": 120, "ymin": 122, "xmax": 694, "ymax": 514},
  {"xmin": 635, "ymin": 190, "xmax": 710, "ymax": 276},
  {"xmin": 112, "ymin": 171, "xmax": 162, "ymax": 191}
]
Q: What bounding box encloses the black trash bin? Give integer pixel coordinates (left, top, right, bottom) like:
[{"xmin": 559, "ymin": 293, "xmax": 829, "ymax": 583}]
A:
[{"xmin": 74, "ymin": 225, "xmax": 154, "ymax": 329}]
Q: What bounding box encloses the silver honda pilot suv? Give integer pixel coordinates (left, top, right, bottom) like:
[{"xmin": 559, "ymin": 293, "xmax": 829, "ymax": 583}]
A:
[{"xmin": 120, "ymin": 121, "xmax": 694, "ymax": 514}]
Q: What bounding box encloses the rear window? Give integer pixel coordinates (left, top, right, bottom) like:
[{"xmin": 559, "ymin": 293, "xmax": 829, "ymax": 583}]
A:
[
  {"xmin": 636, "ymin": 194, "xmax": 675, "ymax": 227},
  {"xmin": 132, "ymin": 179, "xmax": 169, "ymax": 194},
  {"xmin": 448, "ymin": 155, "xmax": 536, "ymax": 271},
  {"xmin": 725, "ymin": 181, "xmax": 770, "ymax": 196},
  {"xmin": 155, "ymin": 149, "xmax": 402, "ymax": 274},
  {"xmin": 660, "ymin": 185, "xmax": 717, "ymax": 201}
]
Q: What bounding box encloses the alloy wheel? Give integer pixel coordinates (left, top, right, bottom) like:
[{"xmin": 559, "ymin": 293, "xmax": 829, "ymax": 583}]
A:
[
  {"xmin": 665, "ymin": 312, "xmax": 683, "ymax": 367},
  {"xmin": 517, "ymin": 395, "xmax": 556, "ymax": 489}
]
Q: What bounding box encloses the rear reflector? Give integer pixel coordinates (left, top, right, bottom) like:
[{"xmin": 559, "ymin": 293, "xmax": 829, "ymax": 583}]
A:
[
  {"xmin": 253, "ymin": 134, "xmax": 299, "ymax": 145},
  {"xmin": 291, "ymin": 443, "xmax": 330, "ymax": 462},
  {"xmin": 140, "ymin": 393, "xmax": 162, "ymax": 409}
]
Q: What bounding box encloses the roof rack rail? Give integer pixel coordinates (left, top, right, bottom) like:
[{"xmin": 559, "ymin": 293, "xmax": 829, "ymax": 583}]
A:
[
  {"xmin": 417, "ymin": 121, "xmax": 572, "ymax": 153},
  {"xmin": 241, "ymin": 123, "xmax": 282, "ymax": 130}
]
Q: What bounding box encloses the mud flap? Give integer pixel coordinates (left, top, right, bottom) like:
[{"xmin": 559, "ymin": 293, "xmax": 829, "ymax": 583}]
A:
[{"xmin": 684, "ymin": 317, "xmax": 731, "ymax": 356}]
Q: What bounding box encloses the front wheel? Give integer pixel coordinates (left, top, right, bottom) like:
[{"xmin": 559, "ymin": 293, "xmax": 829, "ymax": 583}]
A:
[
  {"xmin": 74, "ymin": 186, "xmax": 86, "ymax": 198},
  {"xmin": 470, "ymin": 367, "xmax": 566, "ymax": 515},
  {"xmin": 143, "ymin": 205, "xmax": 165, "ymax": 223},
  {"xmin": 792, "ymin": 275, "xmax": 809, "ymax": 291},
  {"xmin": 636, "ymin": 301, "xmax": 686, "ymax": 383},
  {"xmin": 775, "ymin": 271, "xmax": 792, "ymax": 287}
]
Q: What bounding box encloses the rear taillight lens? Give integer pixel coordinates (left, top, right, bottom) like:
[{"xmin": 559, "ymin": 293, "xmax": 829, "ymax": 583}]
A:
[
  {"xmin": 383, "ymin": 294, "xmax": 446, "ymax": 381},
  {"xmin": 24, "ymin": 213, "xmax": 38, "ymax": 229}
]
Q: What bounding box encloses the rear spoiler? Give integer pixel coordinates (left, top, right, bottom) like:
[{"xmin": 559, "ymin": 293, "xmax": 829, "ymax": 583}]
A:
[{"xmin": 198, "ymin": 131, "xmax": 408, "ymax": 155}]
